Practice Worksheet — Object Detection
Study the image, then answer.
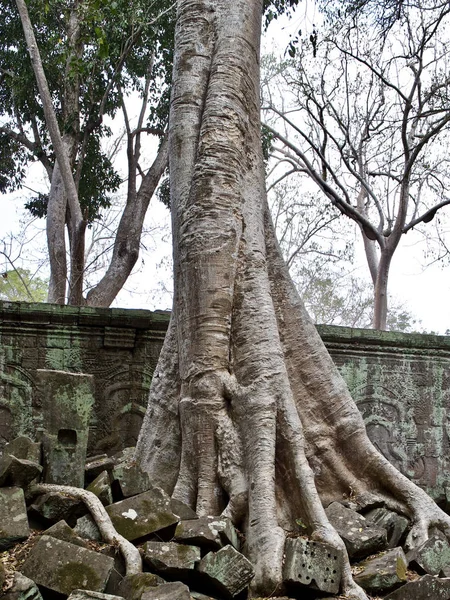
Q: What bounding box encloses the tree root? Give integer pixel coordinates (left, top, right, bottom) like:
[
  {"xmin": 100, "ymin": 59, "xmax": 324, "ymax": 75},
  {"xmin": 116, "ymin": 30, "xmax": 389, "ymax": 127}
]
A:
[{"xmin": 28, "ymin": 483, "xmax": 142, "ymax": 575}]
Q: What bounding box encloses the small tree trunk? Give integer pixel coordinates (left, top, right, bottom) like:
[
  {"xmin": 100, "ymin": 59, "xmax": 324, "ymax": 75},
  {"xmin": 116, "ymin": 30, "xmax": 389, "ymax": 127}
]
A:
[
  {"xmin": 373, "ymin": 250, "xmax": 392, "ymax": 330},
  {"xmin": 47, "ymin": 163, "xmax": 68, "ymax": 304}
]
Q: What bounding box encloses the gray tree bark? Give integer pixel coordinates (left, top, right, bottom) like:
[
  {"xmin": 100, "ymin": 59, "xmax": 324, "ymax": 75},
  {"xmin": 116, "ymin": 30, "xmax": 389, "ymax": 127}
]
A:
[{"xmin": 135, "ymin": 1, "xmax": 450, "ymax": 597}]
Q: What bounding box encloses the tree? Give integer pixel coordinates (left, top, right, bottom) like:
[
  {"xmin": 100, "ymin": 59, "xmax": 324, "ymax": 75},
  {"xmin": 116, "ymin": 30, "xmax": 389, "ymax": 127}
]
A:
[
  {"xmin": 263, "ymin": 2, "xmax": 450, "ymax": 329},
  {"xmin": 132, "ymin": 1, "xmax": 450, "ymax": 598},
  {"xmin": 0, "ymin": 268, "xmax": 47, "ymax": 301},
  {"xmin": 3, "ymin": 0, "xmax": 174, "ymax": 305}
]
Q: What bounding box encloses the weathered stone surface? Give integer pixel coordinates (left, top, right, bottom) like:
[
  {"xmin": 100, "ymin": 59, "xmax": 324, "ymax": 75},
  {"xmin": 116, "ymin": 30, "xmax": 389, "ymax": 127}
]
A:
[
  {"xmin": 74, "ymin": 514, "xmax": 103, "ymax": 541},
  {"xmin": 38, "ymin": 369, "xmax": 94, "ymax": 488},
  {"xmin": 0, "ymin": 454, "xmax": 42, "ymax": 487},
  {"xmin": 85, "ymin": 455, "xmax": 116, "ymax": 482},
  {"xmin": 105, "ymin": 488, "xmax": 179, "ymax": 541},
  {"xmin": 67, "ymin": 591, "xmax": 124, "ymax": 600},
  {"xmin": 30, "ymin": 490, "xmax": 87, "ymax": 525},
  {"xmin": 174, "ymin": 516, "xmax": 239, "ymax": 551},
  {"xmin": 21, "ymin": 535, "xmax": 114, "ymax": 595},
  {"xmin": 143, "ymin": 541, "xmax": 201, "ymax": 577},
  {"xmin": 408, "ymin": 534, "xmax": 450, "ymax": 575},
  {"xmin": 325, "ymin": 501, "xmax": 387, "ymax": 559},
  {"xmin": 283, "ymin": 537, "xmax": 344, "ymax": 594},
  {"xmin": 0, "ymin": 487, "xmax": 30, "ymax": 550},
  {"xmin": 170, "ymin": 498, "xmax": 198, "ymax": 521},
  {"xmin": 353, "ymin": 547, "xmax": 407, "ymax": 593},
  {"xmin": 87, "ymin": 470, "xmax": 113, "ymax": 506},
  {"xmin": 4, "ymin": 436, "xmax": 41, "ymax": 463},
  {"xmin": 112, "ymin": 462, "xmax": 153, "ymax": 498},
  {"xmin": 44, "ymin": 519, "xmax": 89, "ymax": 548},
  {"xmin": 197, "ymin": 545, "xmax": 254, "ymax": 598},
  {"xmin": 384, "ymin": 574, "xmax": 450, "ymax": 599},
  {"xmin": 3, "ymin": 573, "xmax": 43, "ymax": 600},
  {"xmin": 141, "ymin": 582, "xmax": 192, "ymax": 600},
  {"xmin": 364, "ymin": 508, "xmax": 409, "ymax": 549},
  {"xmin": 117, "ymin": 573, "xmax": 165, "ymax": 600}
]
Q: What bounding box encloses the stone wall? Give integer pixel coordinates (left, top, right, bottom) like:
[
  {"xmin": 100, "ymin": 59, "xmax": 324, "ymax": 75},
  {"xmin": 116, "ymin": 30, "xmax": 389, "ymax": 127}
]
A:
[{"xmin": 0, "ymin": 302, "xmax": 449, "ymax": 501}]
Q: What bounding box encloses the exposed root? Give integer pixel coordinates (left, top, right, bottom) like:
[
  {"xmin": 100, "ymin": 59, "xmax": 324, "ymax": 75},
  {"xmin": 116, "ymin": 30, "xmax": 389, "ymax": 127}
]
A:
[{"xmin": 28, "ymin": 483, "xmax": 142, "ymax": 575}]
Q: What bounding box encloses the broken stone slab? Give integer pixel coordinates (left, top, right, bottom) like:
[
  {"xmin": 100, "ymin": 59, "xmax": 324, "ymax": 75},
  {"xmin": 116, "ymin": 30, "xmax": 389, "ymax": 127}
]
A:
[
  {"xmin": 2, "ymin": 573, "xmax": 44, "ymax": 600},
  {"xmin": 0, "ymin": 454, "xmax": 42, "ymax": 488},
  {"xmin": 30, "ymin": 490, "xmax": 86, "ymax": 525},
  {"xmin": 143, "ymin": 541, "xmax": 201, "ymax": 578},
  {"xmin": 0, "ymin": 487, "xmax": 30, "ymax": 550},
  {"xmin": 170, "ymin": 498, "xmax": 198, "ymax": 521},
  {"xmin": 111, "ymin": 462, "xmax": 153, "ymax": 498},
  {"xmin": 37, "ymin": 369, "xmax": 94, "ymax": 488},
  {"xmin": 21, "ymin": 535, "xmax": 114, "ymax": 595},
  {"xmin": 44, "ymin": 519, "xmax": 90, "ymax": 548},
  {"xmin": 4, "ymin": 436, "xmax": 41, "ymax": 463},
  {"xmin": 117, "ymin": 573, "xmax": 166, "ymax": 600},
  {"xmin": 408, "ymin": 534, "xmax": 450, "ymax": 575},
  {"xmin": 74, "ymin": 514, "xmax": 103, "ymax": 542},
  {"xmin": 364, "ymin": 507, "xmax": 409, "ymax": 549},
  {"xmin": 85, "ymin": 455, "xmax": 116, "ymax": 482},
  {"xmin": 197, "ymin": 545, "xmax": 254, "ymax": 598},
  {"xmin": 174, "ymin": 516, "xmax": 239, "ymax": 551},
  {"xmin": 325, "ymin": 501, "xmax": 387, "ymax": 559},
  {"xmin": 353, "ymin": 547, "xmax": 407, "ymax": 593},
  {"xmin": 141, "ymin": 582, "xmax": 192, "ymax": 600},
  {"xmin": 283, "ymin": 536, "xmax": 344, "ymax": 595},
  {"xmin": 105, "ymin": 488, "xmax": 179, "ymax": 541},
  {"xmin": 384, "ymin": 574, "xmax": 450, "ymax": 599},
  {"xmin": 67, "ymin": 591, "xmax": 124, "ymax": 600},
  {"xmin": 87, "ymin": 470, "xmax": 113, "ymax": 506}
]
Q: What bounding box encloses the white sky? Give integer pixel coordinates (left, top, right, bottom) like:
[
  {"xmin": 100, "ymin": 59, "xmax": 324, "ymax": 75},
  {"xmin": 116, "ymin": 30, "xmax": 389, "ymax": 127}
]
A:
[{"xmin": 0, "ymin": 3, "xmax": 449, "ymax": 334}]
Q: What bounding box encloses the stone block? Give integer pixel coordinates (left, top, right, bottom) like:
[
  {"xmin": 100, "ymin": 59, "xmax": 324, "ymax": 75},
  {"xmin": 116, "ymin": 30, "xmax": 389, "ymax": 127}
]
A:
[
  {"xmin": 174, "ymin": 516, "xmax": 239, "ymax": 551},
  {"xmin": 353, "ymin": 547, "xmax": 407, "ymax": 593},
  {"xmin": 112, "ymin": 463, "xmax": 153, "ymax": 498},
  {"xmin": 141, "ymin": 582, "xmax": 192, "ymax": 600},
  {"xmin": 170, "ymin": 498, "xmax": 198, "ymax": 521},
  {"xmin": 85, "ymin": 455, "xmax": 116, "ymax": 482},
  {"xmin": 325, "ymin": 501, "xmax": 387, "ymax": 559},
  {"xmin": 384, "ymin": 574, "xmax": 450, "ymax": 599},
  {"xmin": 117, "ymin": 573, "xmax": 165, "ymax": 600},
  {"xmin": 197, "ymin": 545, "xmax": 254, "ymax": 598},
  {"xmin": 74, "ymin": 514, "xmax": 103, "ymax": 542},
  {"xmin": 364, "ymin": 507, "xmax": 409, "ymax": 548},
  {"xmin": 44, "ymin": 519, "xmax": 89, "ymax": 548},
  {"xmin": 87, "ymin": 471, "xmax": 113, "ymax": 506},
  {"xmin": 30, "ymin": 491, "xmax": 86, "ymax": 524},
  {"xmin": 4, "ymin": 436, "xmax": 41, "ymax": 463},
  {"xmin": 143, "ymin": 541, "xmax": 201, "ymax": 578},
  {"xmin": 283, "ymin": 537, "xmax": 344, "ymax": 595},
  {"xmin": 0, "ymin": 487, "xmax": 30, "ymax": 550},
  {"xmin": 3, "ymin": 573, "xmax": 43, "ymax": 600},
  {"xmin": 105, "ymin": 488, "xmax": 179, "ymax": 541},
  {"xmin": 21, "ymin": 535, "xmax": 114, "ymax": 595},
  {"xmin": 67, "ymin": 591, "xmax": 124, "ymax": 600},
  {"xmin": 37, "ymin": 369, "xmax": 94, "ymax": 487},
  {"xmin": 0, "ymin": 454, "xmax": 42, "ymax": 487},
  {"xmin": 408, "ymin": 534, "xmax": 450, "ymax": 575}
]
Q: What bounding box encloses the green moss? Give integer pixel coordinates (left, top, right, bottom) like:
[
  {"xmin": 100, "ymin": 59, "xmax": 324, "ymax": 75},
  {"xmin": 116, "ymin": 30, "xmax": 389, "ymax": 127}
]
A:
[{"xmin": 56, "ymin": 562, "xmax": 101, "ymax": 594}]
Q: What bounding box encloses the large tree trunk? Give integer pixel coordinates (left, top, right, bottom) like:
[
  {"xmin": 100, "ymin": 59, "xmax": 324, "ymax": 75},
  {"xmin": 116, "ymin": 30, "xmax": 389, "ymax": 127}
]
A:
[{"xmin": 135, "ymin": 1, "xmax": 450, "ymax": 597}]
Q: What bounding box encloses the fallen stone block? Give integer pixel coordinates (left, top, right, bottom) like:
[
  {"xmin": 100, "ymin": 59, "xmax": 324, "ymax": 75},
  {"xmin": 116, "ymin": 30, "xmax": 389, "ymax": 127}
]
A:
[
  {"xmin": 112, "ymin": 462, "xmax": 153, "ymax": 498},
  {"xmin": 4, "ymin": 436, "xmax": 41, "ymax": 463},
  {"xmin": 3, "ymin": 573, "xmax": 43, "ymax": 600},
  {"xmin": 105, "ymin": 488, "xmax": 179, "ymax": 541},
  {"xmin": 67, "ymin": 591, "xmax": 124, "ymax": 600},
  {"xmin": 85, "ymin": 455, "xmax": 116, "ymax": 482},
  {"xmin": 0, "ymin": 454, "xmax": 42, "ymax": 487},
  {"xmin": 384, "ymin": 574, "xmax": 450, "ymax": 599},
  {"xmin": 364, "ymin": 507, "xmax": 409, "ymax": 549},
  {"xmin": 143, "ymin": 541, "xmax": 201, "ymax": 578},
  {"xmin": 87, "ymin": 470, "xmax": 113, "ymax": 506},
  {"xmin": 325, "ymin": 501, "xmax": 387, "ymax": 559},
  {"xmin": 197, "ymin": 545, "xmax": 254, "ymax": 598},
  {"xmin": 408, "ymin": 534, "xmax": 450, "ymax": 575},
  {"xmin": 44, "ymin": 519, "xmax": 89, "ymax": 548},
  {"xmin": 174, "ymin": 516, "xmax": 239, "ymax": 551},
  {"xmin": 170, "ymin": 498, "xmax": 198, "ymax": 521},
  {"xmin": 141, "ymin": 582, "xmax": 192, "ymax": 600},
  {"xmin": 21, "ymin": 535, "xmax": 114, "ymax": 595},
  {"xmin": 0, "ymin": 487, "xmax": 30, "ymax": 550},
  {"xmin": 74, "ymin": 514, "xmax": 103, "ymax": 542},
  {"xmin": 353, "ymin": 547, "xmax": 407, "ymax": 593},
  {"xmin": 30, "ymin": 491, "xmax": 86, "ymax": 524},
  {"xmin": 283, "ymin": 536, "xmax": 344, "ymax": 595},
  {"xmin": 117, "ymin": 573, "xmax": 165, "ymax": 600}
]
